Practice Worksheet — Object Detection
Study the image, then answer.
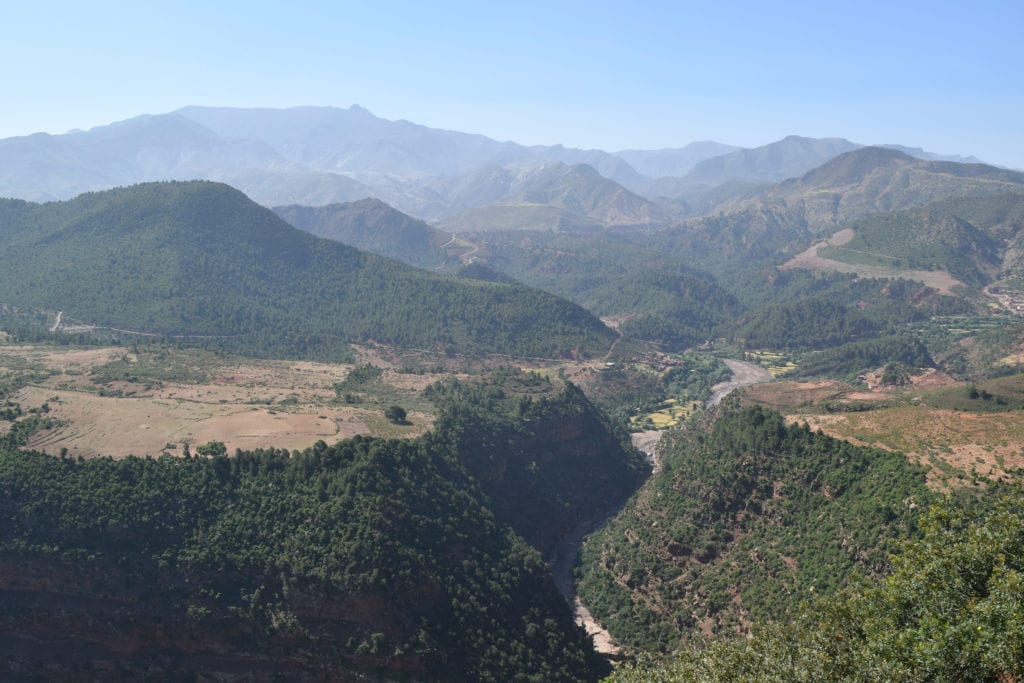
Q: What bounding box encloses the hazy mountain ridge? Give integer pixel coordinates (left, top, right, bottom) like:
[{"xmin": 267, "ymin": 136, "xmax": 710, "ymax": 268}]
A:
[
  {"xmin": 436, "ymin": 162, "xmax": 670, "ymax": 231},
  {"xmin": 0, "ymin": 105, "xmax": 987, "ymax": 233},
  {"xmin": 644, "ymin": 147, "xmax": 1024, "ymax": 274},
  {"xmin": 684, "ymin": 135, "xmax": 863, "ymax": 186},
  {"xmin": 639, "ymin": 137, "xmax": 993, "ymax": 217},
  {"xmin": 274, "ymin": 198, "xmax": 456, "ymax": 269},
  {"xmin": 613, "ymin": 141, "xmax": 741, "ymax": 178}
]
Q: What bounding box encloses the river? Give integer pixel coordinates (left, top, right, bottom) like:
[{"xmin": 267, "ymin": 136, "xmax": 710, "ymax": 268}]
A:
[
  {"xmin": 706, "ymin": 358, "xmax": 773, "ymax": 407},
  {"xmin": 555, "ymin": 358, "xmax": 770, "ymax": 658},
  {"xmin": 549, "ymin": 431, "xmax": 664, "ymax": 658}
]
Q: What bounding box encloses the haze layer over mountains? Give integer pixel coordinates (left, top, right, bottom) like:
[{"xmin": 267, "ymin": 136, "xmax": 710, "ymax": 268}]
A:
[{"xmin": 0, "ymin": 105, "xmax": 986, "ymax": 231}]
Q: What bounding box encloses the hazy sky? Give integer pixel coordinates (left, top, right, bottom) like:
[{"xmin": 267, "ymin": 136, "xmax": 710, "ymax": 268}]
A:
[{"xmin": 4, "ymin": 1, "xmax": 1022, "ymax": 167}]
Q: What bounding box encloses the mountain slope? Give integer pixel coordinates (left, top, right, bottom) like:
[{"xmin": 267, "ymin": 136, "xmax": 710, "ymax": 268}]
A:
[
  {"xmin": 274, "ymin": 198, "xmax": 457, "ymax": 269},
  {"xmin": 0, "ymin": 181, "xmax": 615, "ymax": 359},
  {"xmin": 614, "ymin": 142, "xmax": 740, "ymax": 179},
  {"xmin": 472, "ymin": 229, "xmax": 740, "ymax": 348},
  {"xmin": 275, "ymin": 198, "xmax": 739, "ymax": 349},
  {"xmin": 684, "ymin": 135, "xmax": 862, "ymax": 186},
  {"xmin": 646, "ymin": 148, "xmax": 1024, "ymax": 274},
  {"xmin": 0, "ymin": 433, "xmax": 608, "ymax": 681},
  {"xmin": 577, "ymin": 406, "xmax": 932, "ymax": 652},
  {"xmin": 818, "ymin": 197, "xmax": 1023, "ymax": 285},
  {"xmin": 439, "ymin": 163, "xmax": 670, "ymax": 232}
]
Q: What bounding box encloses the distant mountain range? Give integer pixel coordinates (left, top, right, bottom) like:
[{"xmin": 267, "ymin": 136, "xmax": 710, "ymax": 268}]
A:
[
  {"xmin": 266, "ymin": 146, "xmax": 1024, "ymax": 353},
  {"xmin": 0, "ymin": 105, "xmax": 989, "ymax": 231}
]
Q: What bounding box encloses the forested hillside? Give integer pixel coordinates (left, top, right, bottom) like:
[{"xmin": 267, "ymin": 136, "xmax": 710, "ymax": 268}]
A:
[
  {"xmin": 0, "ymin": 182, "xmax": 615, "ymax": 360},
  {"xmin": 472, "ymin": 230, "xmax": 740, "ymax": 349},
  {"xmin": 274, "ymin": 198, "xmax": 457, "ymax": 270},
  {"xmin": 425, "ymin": 371, "xmax": 649, "ymax": 555},
  {"xmin": 577, "ymin": 406, "xmax": 932, "ymax": 652},
  {"xmin": 641, "ymin": 148, "xmax": 1024, "ymax": 275},
  {"xmin": 607, "ymin": 494, "xmax": 1024, "ymax": 682},
  {"xmin": 0, "ymin": 365, "xmax": 660, "ymax": 681},
  {"xmin": 0, "ymin": 439, "xmax": 605, "ymax": 681},
  {"xmin": 820, "ymin": 193, "xmax": 1024, "ymax": 283}
]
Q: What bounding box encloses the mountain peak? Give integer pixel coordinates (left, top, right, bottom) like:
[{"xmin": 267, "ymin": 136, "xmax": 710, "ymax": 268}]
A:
[
  {"xmin": 797, "ymin": 145, "xmax": 917, "ymax": 187},
  {"xmin": 684, "ymin": 135, "xmax": 862, "ymax": 185},
  {"xmin": 347, "ymin": 104, "xmax": 375, "ymax": 117}
]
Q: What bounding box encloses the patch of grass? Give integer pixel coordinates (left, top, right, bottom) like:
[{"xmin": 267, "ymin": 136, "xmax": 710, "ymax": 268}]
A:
[
  {"xmin": 89, "ymin": 346, "xmax": 216, "ymax": 384},
  {"xmin": 918, "ymin": 374, "xmax": 1024, "ymax": 412},
  {"xmin": 745, "ymin": 349, "xmax": 798, "ymax": 376}
]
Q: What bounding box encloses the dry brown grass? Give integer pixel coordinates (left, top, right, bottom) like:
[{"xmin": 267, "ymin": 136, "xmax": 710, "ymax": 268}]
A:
[
  {"xmin": 741, "ymin": 380, "xmax": 852, "ymax": 409},
  {"xmin": 2, "ymin": 340, "xmax": 650, "ymax": 460},
  {"xmin": 739, "ymin": 369, "xmax": 1024, "ymax": 490},
  {"xmin": 781, "ymin": 228, "xmax": 965, "ymax": 294},
  {"xmin": 4, "ymin": 345, "xmax": 438, "ymax": 459},
  {"xmin": 795, "ymin": 407, "xmax": 1024, "ymax": 489}
]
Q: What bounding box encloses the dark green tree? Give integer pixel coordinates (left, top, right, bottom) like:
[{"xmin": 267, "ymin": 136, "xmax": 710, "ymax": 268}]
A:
[
  {"xmin": 195, "ymin": 441, "xmax": 227, "ymax": 457},
  {"xmin": 384, "ymin": 405, "xmax": 407, "ymax": 424}
]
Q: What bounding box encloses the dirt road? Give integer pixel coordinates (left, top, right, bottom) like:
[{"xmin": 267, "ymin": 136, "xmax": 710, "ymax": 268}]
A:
[{"xmin": 705, "ymin": 358, "xmax": 772, "ymax": 407}]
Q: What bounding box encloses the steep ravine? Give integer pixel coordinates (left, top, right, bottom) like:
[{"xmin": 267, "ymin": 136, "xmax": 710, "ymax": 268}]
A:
[{"xmin": 550, "ymin": 430, "xmax": 664, "ymax": 659}]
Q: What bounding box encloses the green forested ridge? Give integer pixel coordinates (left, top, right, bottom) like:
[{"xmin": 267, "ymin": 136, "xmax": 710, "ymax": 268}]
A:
[
  {"xmin": 729, "ymin": 271, "xmax": 969, "ymax": 350},
  {"xmin": 820, "ymin": 192, "xmax": 1024, "ymax": 284},
  {"xmin": 728, "ymin": 269, "xmax": 968, "ymax": 317},
  {"xmin": 791, "ymin": 335, "xmax": 935, "ymax": 379},
  {"xmin": 737, "ymin": 298, "xmax": 883, "ymax": 350},
  {"xmin": 821, "ymin": 213, "xmax": 998, "ymax": 285},
  {"xmin": 274, "ymin": 199, "xmax": 455, "ymax": 270},
  {"xmin": 270, "ymin": 210, "xmax": 743, "ymax": 350},
  {"xmin": 576, "ymin": 406, "xmax": 932, "ymax": 652},
  {"xmin": 0, "ymin": 436, "xmax": 607, "ymax": 681},
  {"xmin": 0, "ymin": 182, "xmax": 614, "ymax": 360},
  {"xmin": 472, "ymin": 230, "xmax": 740, "ymax": 348},
  {"xmin": 425, "ymin": 370, "xmax": 649, "ymax": 555},
  {"xmin": 606, "ymin": 493, "xmax": 1024, "ymax": 682}
]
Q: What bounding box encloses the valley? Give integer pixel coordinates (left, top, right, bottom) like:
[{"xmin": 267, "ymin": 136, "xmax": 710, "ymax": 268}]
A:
[{"xmin": 2, "ymin": 103, "xmax": 1024, "ymax": 682}]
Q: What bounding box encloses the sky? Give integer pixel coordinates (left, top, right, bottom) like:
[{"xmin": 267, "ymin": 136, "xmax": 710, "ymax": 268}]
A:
[{"xmin": 3, "ymin": 0, "xmax": 1022, "ymax": 167}]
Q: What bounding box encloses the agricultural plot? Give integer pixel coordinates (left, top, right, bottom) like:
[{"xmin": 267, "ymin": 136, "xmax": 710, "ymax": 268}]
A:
[
  {"xmin": 0, "ymin": 344, "xmax": 443, "ymax": 459},
  {"xmin": 750, "ymin": 374, "xmax": 1024, "ymax": 489},
  {"xmin": 630, "ymin": 397, "xmax": 702, "ymax": 430},
  {"xmin": 743, "ymin": 349, "xmax": 798, "ymax": 376},
  {"xmin": 905, "ymin": 314, "xmax": 1015, "ymax": 348},
  {"xmin": 798, "ymin": 406, "xmax": 1024, "ymax": 489}
]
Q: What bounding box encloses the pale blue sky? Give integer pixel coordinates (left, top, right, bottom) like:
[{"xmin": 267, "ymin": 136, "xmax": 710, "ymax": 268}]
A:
[{"xmin": 3, "ymin": 1, "xmax": 1022, "ymax": 167}]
